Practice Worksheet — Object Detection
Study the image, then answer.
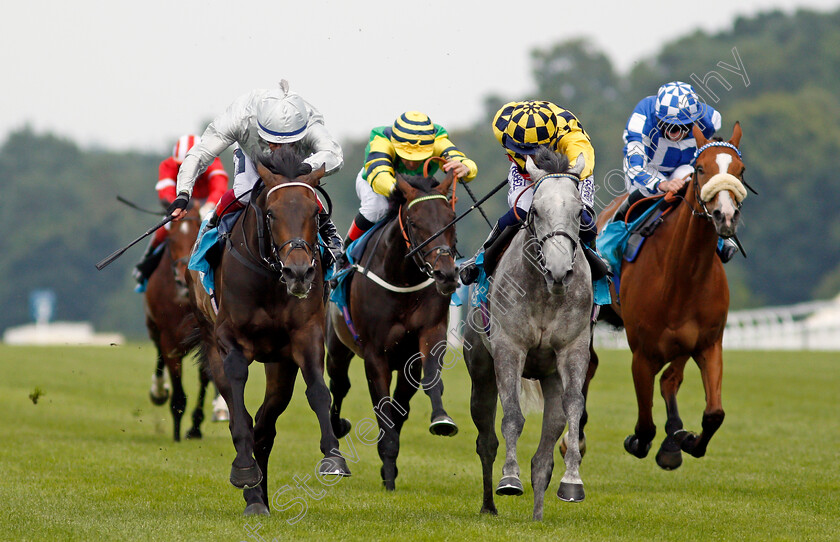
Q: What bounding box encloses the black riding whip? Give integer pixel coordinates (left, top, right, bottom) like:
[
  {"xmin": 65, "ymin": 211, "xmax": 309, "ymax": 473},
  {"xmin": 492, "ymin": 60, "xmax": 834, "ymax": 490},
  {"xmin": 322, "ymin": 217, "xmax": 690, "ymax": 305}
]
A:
[
  {"xmin": 95, "ymin": 215, "xmax": 174, "ymax": 270},
  {"xmin": 462, "ymin": 182, "xmax": 493, "ymax": 228},
  {"xmin": 406, "ymin": 178, "xmax": 508, "ymax": 259},
  {"xmin": 116, "ymin": 195, "xmax": 166, "ymax": 215}
]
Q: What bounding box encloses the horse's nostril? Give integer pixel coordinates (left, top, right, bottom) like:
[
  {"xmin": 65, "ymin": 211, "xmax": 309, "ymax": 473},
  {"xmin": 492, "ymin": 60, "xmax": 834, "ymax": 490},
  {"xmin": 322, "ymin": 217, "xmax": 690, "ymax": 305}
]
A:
[
  {"xmin": 304, "ymin": 266, "xmax": 316, "ymax": 283},
  {"xmin": 712, "ymin": 209, "xmax": 723, "ymax": 221}
]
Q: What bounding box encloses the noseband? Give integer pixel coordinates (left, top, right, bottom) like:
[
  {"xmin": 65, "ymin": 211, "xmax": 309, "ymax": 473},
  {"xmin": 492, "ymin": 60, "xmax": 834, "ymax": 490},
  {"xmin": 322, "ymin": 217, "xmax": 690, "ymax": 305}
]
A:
[
  {"xmin": 398, "ymin": 194, "xmax": 456, "ymax": 278},
  {"xmin": 521, "ymin": 173, "xmax": 582, "ymax": 266}
]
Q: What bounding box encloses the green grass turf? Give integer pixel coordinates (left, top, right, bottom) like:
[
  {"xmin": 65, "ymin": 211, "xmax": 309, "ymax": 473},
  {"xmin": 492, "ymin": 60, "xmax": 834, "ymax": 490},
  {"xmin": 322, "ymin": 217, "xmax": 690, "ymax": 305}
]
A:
[{"xmin": 0, "ymin": 344, "xmax": 837, "ymax": 541}]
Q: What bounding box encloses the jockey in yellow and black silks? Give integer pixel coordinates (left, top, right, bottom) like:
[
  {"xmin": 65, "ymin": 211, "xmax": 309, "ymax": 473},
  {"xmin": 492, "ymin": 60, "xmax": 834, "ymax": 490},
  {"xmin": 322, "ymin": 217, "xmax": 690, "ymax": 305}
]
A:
[
  {"xmin": 459, "ymin": 100, "xmax": 608, "ymax": 285},
  {"xmin": 345, "ymin": 111, "xmax": 477, "ymax": 243}
]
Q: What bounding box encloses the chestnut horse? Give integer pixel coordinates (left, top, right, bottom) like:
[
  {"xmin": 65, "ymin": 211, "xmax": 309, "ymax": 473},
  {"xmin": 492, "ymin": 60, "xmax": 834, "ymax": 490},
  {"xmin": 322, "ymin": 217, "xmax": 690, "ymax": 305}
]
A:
[
  {"xmin": 144, "ymin": 203, "xmax": 212, "ymax": 441},
  {"xmin": 592, "ymin": 122, "xmax": 747, "ymax": 470},
  {"xmin": 325, "ymin": 170, "xmax": 460, "ymax": 491},
  {"xmin": 188, "ymin": 147, "xmax": 350, "ymax": 515}
]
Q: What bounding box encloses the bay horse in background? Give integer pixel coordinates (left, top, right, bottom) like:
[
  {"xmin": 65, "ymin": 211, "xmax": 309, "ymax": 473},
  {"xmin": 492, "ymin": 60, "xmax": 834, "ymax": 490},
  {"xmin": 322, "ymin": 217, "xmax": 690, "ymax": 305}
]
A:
[
  {"xmin": 187, "ymin": 145, "xmax": 350, "ymax": 516},
  {"xmin": 144, "ymin": 203, "xmax": 212, "ymax": 441},
  {"xmin": 463, "ymin": 147, "xmax": 591, "ymax": 520},
  {"xmin": 591, "ymin": 122, "xmax": 748, "ymax": 470},
  {"xmin": 326, "ymin": 169, "xmax": 459, "ymax": 491}
]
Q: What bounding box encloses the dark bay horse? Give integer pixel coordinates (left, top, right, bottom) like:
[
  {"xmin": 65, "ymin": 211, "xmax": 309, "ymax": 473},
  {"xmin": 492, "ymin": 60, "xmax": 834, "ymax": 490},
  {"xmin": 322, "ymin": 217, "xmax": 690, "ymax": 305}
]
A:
[
  {"xmin": 326, "ymin": 170, "xmax": 460, "ymax": 490},
  {"xmin": 463, "ymin": 148, "xmax": 591, "ymax": 520},
  {"xmin": 188, "ymin": 146, "xmax": 350, "ymax": 515},
  {"xmin": 144, "ymin": 204, "xmax": 212, "ymax": 441},
  {"xmin": 592, "ymin": 122, "xmax": 747, "ymax": 470}
]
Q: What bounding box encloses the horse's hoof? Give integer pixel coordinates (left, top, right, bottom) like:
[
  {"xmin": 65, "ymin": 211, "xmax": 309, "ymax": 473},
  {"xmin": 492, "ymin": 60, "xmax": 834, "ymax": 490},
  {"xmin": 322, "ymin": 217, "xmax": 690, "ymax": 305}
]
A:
[
  {"xmin": 557, "ymin": 482, "xmax": 585, "ymax": 502},
  {"xmin": 185, "ymin": 427, "xmax": 202, "ymax": 440},
  {"xmin": 149, "ymin": 391, "xmax": 169, "ymax": 406},
  {"xmin": 149, "ymin": 375, "xmax": 170, "ymax": 406},
  {"xmin": 318, "ymin": 456, "xmax": 351, "ymax": 478},
  {"xmin": 429, "ymin": 415, "xmax": 459, "ymax": 437},
  {"xmin": 496, "ymin": 475, "xmax": 524, "ymax": 496},
  {"xmin": 560, "ymin": 433, "xmax": 587, "ymax": 459},
  {"xmin": 382, "ymin": 479, "xmax": 396, "ymax": 491},
  {"xmin": 624, "ymin": 435, "xmax": 651, "ymax": 459},
  {"xmin": 655, "ymin": 449, "xmax": 683, "ymax": 470},
  {"xmin": 243, "ymin": 503, "xmax": 270, "ymax": 516},
  {"xmin": 230, "ymin": 464, "xmax": 263, "ymax": 489},
  {"xmin": 673, "ymin": 429, "xmax": 705, "ymax": 457},
  {"xmin": 656, "ymin": 436, "xmax": 683, "ymax": 470},
  {"xmin": 334, "ymin": 418, "xmax": 352, "ymax": 439}
]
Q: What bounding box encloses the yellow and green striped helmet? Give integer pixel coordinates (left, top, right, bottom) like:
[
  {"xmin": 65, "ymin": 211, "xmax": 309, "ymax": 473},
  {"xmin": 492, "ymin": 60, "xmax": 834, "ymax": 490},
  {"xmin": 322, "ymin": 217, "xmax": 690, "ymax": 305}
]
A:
[
  {"xmin": 389, "ymin": 111, "xmax": 436, "ymax": 160},
  {"xmin": 492, "ymin": 101, "xmax": 558, "ymax": 155}
]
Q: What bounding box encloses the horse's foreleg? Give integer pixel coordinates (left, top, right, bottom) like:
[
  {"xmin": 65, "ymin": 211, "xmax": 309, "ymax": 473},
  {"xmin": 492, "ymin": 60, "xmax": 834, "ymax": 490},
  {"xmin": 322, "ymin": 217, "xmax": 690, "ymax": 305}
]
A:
[
  {"xmin": 326, "ymin": 317, "xmax": 354, "ymax": 439},
  {"xmin": 217, "ymin": 332, "xmax": 260, "ymax": 490},
  {"xmin": 530, "ymin": 372, "xmax": 564, "ymax": 520},
  {"xmin": 294, "ymin": 327, "xmax": 351, "ymax": 479},
  {"xmin": 556, "ymin": 339, "xmax": 588, "ymax": 505},
  {"xmin": 362, "ymin": 351, "xmax": 401, "ymax": 490},
  {"xmin": 465, "ymin": 340, "xmax": 499, "ymax": 515},
  {"xmin": 625, "ymin": 350, "xmax": 659, "ymax": 459},
  {"xmin": 242, "ymin": 360, "xmax": 299, "ymax": 516},
  {"xmin": 492, "ymin": 344, "xmax": 527, "ymax": 496},
  {"xmin": 562, "ymin": 331, "xmax": 599, "ymax": 459},
  {"xmin": 655, "ymin": 356, "xmax": 689, "ymax": 470},
  {"xmin": 678, "ymin": 342, "xmax": 725, "ymax": 458},
  {"xmin": 417, "ymin": 327, "xmax": 458, "ymax": 437}
]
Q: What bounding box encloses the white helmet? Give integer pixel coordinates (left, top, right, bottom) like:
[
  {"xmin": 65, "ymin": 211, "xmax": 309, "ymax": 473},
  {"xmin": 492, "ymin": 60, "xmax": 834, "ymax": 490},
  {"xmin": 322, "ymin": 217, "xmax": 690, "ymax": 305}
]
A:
[{"xmin": 256, "ymin": 81, "xmax": 308, "ymax": 144}]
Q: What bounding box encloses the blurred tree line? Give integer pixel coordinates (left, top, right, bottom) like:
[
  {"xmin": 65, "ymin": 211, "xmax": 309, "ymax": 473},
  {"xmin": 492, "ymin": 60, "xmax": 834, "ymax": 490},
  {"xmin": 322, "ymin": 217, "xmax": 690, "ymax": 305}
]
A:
[{"xmin": 2, "ymin": 7, "xmax": 839, "ymax": 338}]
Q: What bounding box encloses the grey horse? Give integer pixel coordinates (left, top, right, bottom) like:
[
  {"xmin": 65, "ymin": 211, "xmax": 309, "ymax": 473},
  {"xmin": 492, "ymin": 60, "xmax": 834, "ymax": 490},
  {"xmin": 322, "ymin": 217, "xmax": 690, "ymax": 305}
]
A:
[{"xmin": 463, "ymin": 146, "xmax": 592, "ymax": 520}]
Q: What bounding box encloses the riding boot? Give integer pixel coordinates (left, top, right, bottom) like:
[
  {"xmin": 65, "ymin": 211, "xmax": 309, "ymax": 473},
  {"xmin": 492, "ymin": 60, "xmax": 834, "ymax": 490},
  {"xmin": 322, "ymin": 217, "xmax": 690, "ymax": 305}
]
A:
[
  {"xmin": 133, "ymin": 238, "xmax": 163, "ymax": 285},
  {"xmin": 583, "ymin": 243, "xmax": 610, "ymax": 281},
  {"xmin": 318, "ymin": 214, "xmax": 343, "ymax": 271},
  {"xmin": 458, "ymin": 222, "xmax": 504, "ymax": 285},
  {"xmin": 717, "ymin": 237, "xmax": 739, "ymax": 263}
]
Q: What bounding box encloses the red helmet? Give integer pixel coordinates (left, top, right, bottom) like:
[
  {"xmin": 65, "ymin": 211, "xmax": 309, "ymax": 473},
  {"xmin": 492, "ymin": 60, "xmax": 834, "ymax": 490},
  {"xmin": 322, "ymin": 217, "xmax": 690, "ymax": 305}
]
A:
[{"xmin": 172, "ymin": 134, "xmax": 200, "ymax": 163}]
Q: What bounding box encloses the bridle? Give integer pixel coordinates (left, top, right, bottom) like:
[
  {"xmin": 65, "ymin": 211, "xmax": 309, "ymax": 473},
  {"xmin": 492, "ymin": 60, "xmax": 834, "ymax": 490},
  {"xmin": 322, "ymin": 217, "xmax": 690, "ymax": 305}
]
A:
[
  {"xmin": 398, "ymin": 194, "xmax": 457, "ymax": 279},
  {"xmin": 514, "ymin": 172, "xmax": 582, "ymax": 266},
  {"xmin": 680, "ymin": 141, "xmax": 745, "ymax": 221},
  {"xmin": 231, "ymin": 181, "xmax": 320, "ymax": 281}
]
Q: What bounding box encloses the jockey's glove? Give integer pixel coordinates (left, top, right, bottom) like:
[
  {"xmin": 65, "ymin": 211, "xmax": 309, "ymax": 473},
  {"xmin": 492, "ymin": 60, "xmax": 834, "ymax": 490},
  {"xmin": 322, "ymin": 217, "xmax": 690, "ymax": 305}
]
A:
[{"xmin": 166, "ymin": 191, "xmax": 190, "ymax": 215}]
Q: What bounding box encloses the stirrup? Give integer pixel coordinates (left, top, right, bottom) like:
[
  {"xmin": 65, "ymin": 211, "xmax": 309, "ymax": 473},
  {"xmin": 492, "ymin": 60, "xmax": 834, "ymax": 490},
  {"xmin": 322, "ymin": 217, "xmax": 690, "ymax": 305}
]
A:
[{"xmin": 458, "ymin": 257, "xmax": 480, "ymax": 285}]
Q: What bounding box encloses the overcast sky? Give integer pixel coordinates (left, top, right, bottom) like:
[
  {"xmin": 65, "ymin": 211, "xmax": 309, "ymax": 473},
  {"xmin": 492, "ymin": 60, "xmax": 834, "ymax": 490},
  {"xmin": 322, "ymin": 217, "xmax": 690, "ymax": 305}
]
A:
[{"xmin": 2, "ymin": 0, "xmax": 837, "ymax": 153}]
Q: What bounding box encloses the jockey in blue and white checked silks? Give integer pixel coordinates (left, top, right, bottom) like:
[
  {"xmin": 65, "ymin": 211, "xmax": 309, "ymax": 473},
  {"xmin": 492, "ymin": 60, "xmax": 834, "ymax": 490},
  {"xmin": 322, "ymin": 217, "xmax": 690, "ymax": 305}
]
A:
[{"xmin": 623, "ymin": 81, "xmax": 721, "ymax": 197}]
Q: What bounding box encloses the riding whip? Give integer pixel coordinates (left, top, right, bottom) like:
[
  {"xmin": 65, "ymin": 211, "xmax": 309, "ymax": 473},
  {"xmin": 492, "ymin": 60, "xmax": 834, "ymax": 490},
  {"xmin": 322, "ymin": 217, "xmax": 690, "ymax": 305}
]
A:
[
  {"xmin": 462, "ymin": 182, "xmax": 493, "ymax": 227},
  {"xmin": 95, "ymin": 215, "xmax": 174, "ymax": 270},
  {"xmin": 406, "ymin": 178, "xmax": 508, "ymax": 259},
  {"xmin": 116, "ymin": 195, "xmax": 166, "ymax": 215}
]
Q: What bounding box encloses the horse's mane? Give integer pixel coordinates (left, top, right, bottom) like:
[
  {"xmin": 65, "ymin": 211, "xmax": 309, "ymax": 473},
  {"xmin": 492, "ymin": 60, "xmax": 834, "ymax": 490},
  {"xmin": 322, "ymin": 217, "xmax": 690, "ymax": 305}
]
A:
[
  {"xmin": 258, "ymin": 145, "xmax": 308, "ymax": 179},
  {"xmin": 385, "ymin": 175, "xmax": 440, "ymax": 218},
  {"xmin": 532, "ymin": 146, "xmax": 570, "ymax": 174}
]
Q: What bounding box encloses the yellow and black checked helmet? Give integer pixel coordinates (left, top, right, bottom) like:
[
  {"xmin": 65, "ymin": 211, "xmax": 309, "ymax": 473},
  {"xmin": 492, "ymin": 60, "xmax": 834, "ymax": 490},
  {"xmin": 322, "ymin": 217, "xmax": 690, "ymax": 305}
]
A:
[
  {"xmin": 388, "ymin": 111, "xmax": 436, "ymax": 161},
  {"xmin": 492, "ymin": 101, "xmax": 558, "ymax": 155}
]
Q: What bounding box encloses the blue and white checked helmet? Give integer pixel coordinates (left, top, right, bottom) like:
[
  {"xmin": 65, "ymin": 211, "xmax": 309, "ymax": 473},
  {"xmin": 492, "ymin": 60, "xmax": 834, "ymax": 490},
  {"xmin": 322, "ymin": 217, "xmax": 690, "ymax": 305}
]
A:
[{"xmin": 654, "ymin": 81, "xmax": 704, "ymax": 125}]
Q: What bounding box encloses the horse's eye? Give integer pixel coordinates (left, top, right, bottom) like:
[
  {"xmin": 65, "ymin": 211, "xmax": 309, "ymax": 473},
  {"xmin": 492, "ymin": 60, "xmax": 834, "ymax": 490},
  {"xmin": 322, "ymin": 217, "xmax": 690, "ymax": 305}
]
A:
[
  {"xmin": 695, "ymin": 166, "xmax": 704, "ymax": 175},
  {"xmin": 266, "ymin": 210, "xmax": 275, "ymax": 220}
]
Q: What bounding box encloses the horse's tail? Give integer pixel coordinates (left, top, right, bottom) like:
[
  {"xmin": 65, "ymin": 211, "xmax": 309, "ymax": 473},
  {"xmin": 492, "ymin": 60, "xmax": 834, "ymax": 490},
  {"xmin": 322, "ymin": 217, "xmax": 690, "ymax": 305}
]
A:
[
  {"xmin": 519, "ymin": 377, "xmax": 544, "ymax": 415},
  {"xmin": 179, "ymin": 314, "xmax": 209, "ymax": 373}
]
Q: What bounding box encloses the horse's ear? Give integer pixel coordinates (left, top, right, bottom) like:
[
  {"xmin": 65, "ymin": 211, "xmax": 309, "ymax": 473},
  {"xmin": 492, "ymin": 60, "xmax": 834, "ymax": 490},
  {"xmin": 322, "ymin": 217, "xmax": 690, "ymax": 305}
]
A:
[
  {"xmin": 568, "ymin": 153, "xmax": 586, "ymax": 176},
  {"xmin": 256, "ymin": 162, "xmax": 279, "ymax": 188},
  {"xmin": 302, "ymin": 164, "xmax": 326, "ymax": 187},
  {"xmin": 395, "ymin": 174, "xmax": 419, "ymax": 201},
  {"xmin": 436, "ymin": 169, "xmax": 455, "ymax": 197},
  {"xmin": 729, "ymin": 121, "xmax": 742, "ymax": 148},
  {"xmin": 693, "ymin": 124, "xmax": 708, "ymax": 147}
]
